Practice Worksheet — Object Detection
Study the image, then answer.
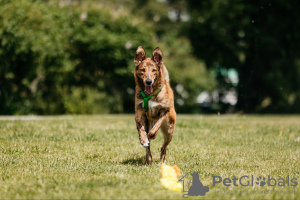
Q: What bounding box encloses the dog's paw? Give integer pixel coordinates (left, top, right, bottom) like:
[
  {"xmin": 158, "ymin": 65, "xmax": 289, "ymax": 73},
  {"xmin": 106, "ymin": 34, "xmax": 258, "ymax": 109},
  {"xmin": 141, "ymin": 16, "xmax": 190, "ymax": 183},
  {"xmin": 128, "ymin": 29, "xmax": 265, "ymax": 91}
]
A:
[
  {"xmin": 148, "ymin": 134, "xmax": 157, "ymax": 140},
  {"xmin": 140, "ymin": 134, "xmax": 150, "ymax": 147},
  {"xmin": 148, "ymin": 130, "xmax": 157, "ymax": 140},
  {"xmin": 141, "ymin": 139, "xmax": 150, "ymax": 147}
]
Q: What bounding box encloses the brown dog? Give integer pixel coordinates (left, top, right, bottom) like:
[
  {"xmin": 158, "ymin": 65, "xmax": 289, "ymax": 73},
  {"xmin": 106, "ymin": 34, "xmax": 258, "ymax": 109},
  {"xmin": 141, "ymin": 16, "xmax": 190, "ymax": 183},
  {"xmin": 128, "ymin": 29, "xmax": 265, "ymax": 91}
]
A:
[{"xmin": 134, "ymin": 46, "xmax": 176, "ymax": 165}]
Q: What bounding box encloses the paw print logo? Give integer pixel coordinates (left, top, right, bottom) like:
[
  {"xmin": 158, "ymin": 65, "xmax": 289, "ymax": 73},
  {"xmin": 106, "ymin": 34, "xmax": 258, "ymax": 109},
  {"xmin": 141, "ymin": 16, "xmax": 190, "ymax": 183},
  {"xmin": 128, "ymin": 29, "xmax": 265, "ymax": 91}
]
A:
[{"xmin": 256, "ymin": 176, "xmax": 266, "ymax": 186}]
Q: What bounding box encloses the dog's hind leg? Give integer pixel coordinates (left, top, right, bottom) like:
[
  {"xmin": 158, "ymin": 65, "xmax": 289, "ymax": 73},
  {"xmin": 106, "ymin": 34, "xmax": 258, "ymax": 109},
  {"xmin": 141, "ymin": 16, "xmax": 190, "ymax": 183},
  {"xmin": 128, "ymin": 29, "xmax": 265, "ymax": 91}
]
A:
[{"xmin": 160, "ymin": 110, "xmax": 176, "ymax": 163}]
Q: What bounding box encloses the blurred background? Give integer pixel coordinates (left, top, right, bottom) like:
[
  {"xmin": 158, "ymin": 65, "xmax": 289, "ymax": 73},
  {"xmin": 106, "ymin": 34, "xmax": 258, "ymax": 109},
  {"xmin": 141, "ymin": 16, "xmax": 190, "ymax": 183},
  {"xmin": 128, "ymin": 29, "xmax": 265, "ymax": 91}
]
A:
[{"xmin": 0, "ymin": 0, "xmax": 299, "ymax": 115}]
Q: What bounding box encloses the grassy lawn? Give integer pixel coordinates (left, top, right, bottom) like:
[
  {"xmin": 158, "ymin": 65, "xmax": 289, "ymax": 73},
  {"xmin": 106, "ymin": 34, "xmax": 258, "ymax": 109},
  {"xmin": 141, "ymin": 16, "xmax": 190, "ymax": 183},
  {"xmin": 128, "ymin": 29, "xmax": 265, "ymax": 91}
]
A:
[{"xmin": 0, "ymin": 115, "xmax": 300, "ymax": 199}]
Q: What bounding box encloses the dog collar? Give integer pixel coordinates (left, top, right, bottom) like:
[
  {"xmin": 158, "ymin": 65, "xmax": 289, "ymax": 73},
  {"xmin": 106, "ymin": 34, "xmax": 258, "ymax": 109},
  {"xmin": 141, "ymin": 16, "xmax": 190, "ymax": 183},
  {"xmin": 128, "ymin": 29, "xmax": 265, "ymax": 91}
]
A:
[{"xmin": 140, "ymin": 87, "xmax": 162, "ymax": 111}]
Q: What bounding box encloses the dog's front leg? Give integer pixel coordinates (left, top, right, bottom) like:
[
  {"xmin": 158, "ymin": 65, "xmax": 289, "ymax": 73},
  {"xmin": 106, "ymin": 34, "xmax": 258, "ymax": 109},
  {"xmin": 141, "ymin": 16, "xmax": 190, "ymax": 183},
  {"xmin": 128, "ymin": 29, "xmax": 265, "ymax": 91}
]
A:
[
  {"xmin": 135, "ymin": 109, "xmax": 152, "ymax": 165},
  {"xmin": 148, "ymin": 110, "xmax": 169, "ymax": 140},
  {"xmin": 135, "ymin": 109, "xmax": 150, "ymax": 147}
]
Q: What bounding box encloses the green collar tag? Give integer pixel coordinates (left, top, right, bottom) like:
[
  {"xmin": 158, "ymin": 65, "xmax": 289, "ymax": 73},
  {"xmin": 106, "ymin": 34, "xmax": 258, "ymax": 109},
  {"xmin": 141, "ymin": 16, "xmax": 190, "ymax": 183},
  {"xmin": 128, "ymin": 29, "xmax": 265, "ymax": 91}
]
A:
[{"xmin": 140, "ymin": 87, "xmax": 162, "ymax": 111}]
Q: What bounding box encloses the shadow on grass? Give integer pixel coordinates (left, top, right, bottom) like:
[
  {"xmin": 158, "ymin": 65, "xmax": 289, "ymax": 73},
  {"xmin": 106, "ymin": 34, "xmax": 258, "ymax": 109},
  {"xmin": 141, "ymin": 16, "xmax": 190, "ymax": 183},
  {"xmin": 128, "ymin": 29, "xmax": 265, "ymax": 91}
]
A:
[
  {"xmin": 121, "ymin": 156, "xmax": 161, "ymax": 166},
  {"xmin": 121, "ymin": 156, "xmax": 145, "ymax": 165}
]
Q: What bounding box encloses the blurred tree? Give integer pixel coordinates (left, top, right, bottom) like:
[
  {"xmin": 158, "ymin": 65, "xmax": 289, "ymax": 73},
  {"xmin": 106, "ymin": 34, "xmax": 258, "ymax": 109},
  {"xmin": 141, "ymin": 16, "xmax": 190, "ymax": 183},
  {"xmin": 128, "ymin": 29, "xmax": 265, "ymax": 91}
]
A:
[
  {"xmin": 0, "ymin": 0, "xmax": 154, "ymax": 114},
  {"xmin": 131, "ymin": 0, "xmax": 189, "ymax": 38},
  {"xmin": 67, "ymin": 8, "xmax": 154, "ymax": 113},
  {"xmin": 0, "ymin": 0, "xmax": 73, "ymax": 114},
  {"xmin": 187, "ymin": 0, "xmax": 300, "ymax": 113}
]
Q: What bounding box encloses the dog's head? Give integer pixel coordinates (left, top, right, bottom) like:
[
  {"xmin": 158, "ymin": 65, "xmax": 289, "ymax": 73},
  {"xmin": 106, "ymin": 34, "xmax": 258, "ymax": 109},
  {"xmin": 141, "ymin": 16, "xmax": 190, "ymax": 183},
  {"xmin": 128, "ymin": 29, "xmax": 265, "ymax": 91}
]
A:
[{"xmin": 134, "ymin": 46, "xmax": 163, "ymax": 95}]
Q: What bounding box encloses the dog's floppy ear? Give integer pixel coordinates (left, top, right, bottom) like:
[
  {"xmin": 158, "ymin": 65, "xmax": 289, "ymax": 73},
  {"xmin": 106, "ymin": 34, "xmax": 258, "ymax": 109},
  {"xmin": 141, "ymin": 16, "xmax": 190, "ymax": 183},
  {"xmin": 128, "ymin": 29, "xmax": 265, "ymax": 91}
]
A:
[
  {"xmin": 152, "ymin": 47, "xmax": 163, "ymax": 66},
  {"xmin": 134, "ymin": 46, "xmax": 146, "ymax": 67}
]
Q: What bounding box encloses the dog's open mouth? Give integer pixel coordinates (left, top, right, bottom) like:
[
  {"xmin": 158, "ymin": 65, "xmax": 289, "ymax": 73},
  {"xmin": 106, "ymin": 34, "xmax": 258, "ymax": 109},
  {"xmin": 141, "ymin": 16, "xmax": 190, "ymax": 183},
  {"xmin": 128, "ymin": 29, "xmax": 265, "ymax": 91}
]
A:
[{"xmin": 145, "ymin": 85, "xmax": 153, "ymax": 95}]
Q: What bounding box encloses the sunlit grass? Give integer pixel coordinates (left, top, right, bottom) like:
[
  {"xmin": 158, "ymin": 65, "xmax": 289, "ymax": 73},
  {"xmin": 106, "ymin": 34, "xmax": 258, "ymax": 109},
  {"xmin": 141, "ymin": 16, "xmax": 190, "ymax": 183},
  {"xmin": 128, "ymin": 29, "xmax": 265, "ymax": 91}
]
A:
[{"xmin": 0, "ymin": 115, "xmax": 299, "ymax": 199}]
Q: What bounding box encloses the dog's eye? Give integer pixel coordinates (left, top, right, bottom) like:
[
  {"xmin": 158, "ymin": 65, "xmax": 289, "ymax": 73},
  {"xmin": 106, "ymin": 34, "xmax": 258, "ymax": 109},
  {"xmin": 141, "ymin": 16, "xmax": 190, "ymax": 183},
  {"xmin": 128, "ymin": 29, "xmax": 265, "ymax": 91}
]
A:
[
  {"xmin": 153, "ymin": 69, "xmax": 156, "ymax": 72},
  {"xmin": 141, "ymin": 69, "xmax": 145, "ymax": 72}
]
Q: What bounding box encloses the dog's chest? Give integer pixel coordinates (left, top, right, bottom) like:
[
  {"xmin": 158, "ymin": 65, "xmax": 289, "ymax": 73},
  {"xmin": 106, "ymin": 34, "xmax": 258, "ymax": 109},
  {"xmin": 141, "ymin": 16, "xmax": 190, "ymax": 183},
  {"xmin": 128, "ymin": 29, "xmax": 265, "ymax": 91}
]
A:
[{"xmin": 140, "ymin": 100, "xmax": 163, "ymax": 118}]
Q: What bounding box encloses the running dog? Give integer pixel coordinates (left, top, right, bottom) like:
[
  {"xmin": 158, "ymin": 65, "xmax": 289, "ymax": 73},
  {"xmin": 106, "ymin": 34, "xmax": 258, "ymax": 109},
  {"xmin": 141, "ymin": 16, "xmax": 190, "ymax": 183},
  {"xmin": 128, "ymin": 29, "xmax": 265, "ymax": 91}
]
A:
[{"xmin": 134, "ymin": 46, "xmax": 176, "ymax": 165}]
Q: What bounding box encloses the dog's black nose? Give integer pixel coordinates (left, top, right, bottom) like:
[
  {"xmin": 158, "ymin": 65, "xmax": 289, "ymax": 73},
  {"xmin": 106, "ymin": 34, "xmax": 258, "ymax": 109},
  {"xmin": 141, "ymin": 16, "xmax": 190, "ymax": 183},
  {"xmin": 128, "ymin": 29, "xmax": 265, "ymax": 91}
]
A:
[{"xmin": 146, "ymin": 80, "xmax": 152, "ymax": 85}]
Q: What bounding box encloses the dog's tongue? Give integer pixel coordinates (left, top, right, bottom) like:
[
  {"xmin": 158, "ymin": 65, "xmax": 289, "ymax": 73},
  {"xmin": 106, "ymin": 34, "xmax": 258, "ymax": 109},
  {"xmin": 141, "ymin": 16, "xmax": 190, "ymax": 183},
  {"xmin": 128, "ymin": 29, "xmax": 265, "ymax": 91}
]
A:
[{"xmin": 145, "ymin": 85, "xmax": 153, "ymax": 95}]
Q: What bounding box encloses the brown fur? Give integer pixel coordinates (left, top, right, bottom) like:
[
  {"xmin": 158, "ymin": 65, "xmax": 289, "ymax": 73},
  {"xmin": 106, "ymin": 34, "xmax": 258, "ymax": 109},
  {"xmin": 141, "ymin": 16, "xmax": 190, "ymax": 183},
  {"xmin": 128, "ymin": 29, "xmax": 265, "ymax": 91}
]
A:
[{"xmin": 134, "ymin": 46, "xmax": 176, "ymax": 165}]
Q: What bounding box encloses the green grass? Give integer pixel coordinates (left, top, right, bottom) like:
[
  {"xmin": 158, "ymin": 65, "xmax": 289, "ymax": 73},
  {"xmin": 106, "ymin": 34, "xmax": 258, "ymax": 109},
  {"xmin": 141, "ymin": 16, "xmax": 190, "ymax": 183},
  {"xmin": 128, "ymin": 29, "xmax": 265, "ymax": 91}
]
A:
[{"xmin": 0, "ymin": 115, "xmax": 300, "ymax": 199}]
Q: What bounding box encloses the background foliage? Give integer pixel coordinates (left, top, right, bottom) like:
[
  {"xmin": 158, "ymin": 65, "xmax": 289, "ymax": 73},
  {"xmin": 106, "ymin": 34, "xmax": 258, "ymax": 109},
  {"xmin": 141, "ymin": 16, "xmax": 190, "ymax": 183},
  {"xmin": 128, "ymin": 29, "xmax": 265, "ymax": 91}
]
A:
[
  {"xmin": 0, "ymin": 0, "xmax": 299, "ymax": 114},
  {"xmin": 187, "ymin": 0, "xmax": 300, "ymax": 113}
]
